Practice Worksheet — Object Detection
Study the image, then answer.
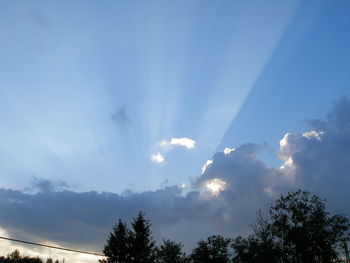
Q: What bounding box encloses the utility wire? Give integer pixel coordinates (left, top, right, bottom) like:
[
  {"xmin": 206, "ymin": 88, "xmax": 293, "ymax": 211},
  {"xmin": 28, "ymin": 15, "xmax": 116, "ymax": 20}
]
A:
[{"xmin": 0, "ymin": 236, "xmax": 104, "ymax": 257}]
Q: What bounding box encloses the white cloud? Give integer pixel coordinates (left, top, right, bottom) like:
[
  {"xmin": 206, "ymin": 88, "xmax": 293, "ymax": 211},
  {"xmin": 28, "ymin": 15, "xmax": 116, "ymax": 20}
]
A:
[
  {"xmin": 279, "ymin": 133, "xmax": 291, "ymax": 148},
  {"xmin": 223, "ymin": 147, "xmax": 235, "ymax": 155},
  {"xmin": 201, "ymin": 160, "xmax": 213, "ymax": 175},
  {"xmin": 151, "ymin": 153, "xmax": 165, "ymax": 163},
  {"xmin": 153, "ymin": 137, "xmax": 196, "ymax": 164},
  {"xmin": 280, "ymin": 157, "xmax": 294, "ymax": 170},
  {"xmin": 302, "ymin": 130, "xmax": 324, "ymax": 141},
  {"xmin": 161, "ymin": 137, "xmax": 196, "ymax": 150}
]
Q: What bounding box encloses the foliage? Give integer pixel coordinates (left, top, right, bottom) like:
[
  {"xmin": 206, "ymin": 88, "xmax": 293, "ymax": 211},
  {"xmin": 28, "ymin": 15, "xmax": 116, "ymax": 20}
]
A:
[
  {"xmin": 129, "ymin": 212, "xmax": 156, "ymax": 263},
  {"xmin": 102, "ymin": 212, "xmax": 156, "ymax": 263},
  {"xmin": 155, "ymin": 239, "xmax": 186, "ymax": 263},
  {"xmin": 232, "ymin": 190, "xmax": 350, "ymax": 263},
  {"xmin": 103, "ymin": 219, "xmax": 131, "ymax": 263},
  {"xmin": 0, "ymin": 250, "xmax": 59, "ymax": 263},
  {"xmin": 232, "ymin": 211, "xmax": 280, "ymax": 263},
  {"xmin": 190, "ymin": 235, "xmax": 232, "ymax": 263}
]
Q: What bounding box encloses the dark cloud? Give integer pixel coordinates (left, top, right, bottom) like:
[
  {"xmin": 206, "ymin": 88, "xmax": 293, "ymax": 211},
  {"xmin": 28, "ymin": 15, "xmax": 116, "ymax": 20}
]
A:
[
  {"xmin": 28, "ymin": 11, "xmax": 51, "ymax": 30},
  {"xmin": 279, "ymin": 97, "xmax": 350, "ymax": 213},
  {"xmin": 1, "ymin": 97, "xmax": 350, "ymax": 252},
  {"xmin": 111, "ymin": 105, "xmax": 130, "ymax": 126},
  {"xmin": 29, "ymin": 178, "xmax": 70, "ymax": 193},
  {"xmin": 0, "ymin": 187, "xmax": 228, "ymax": 252}
]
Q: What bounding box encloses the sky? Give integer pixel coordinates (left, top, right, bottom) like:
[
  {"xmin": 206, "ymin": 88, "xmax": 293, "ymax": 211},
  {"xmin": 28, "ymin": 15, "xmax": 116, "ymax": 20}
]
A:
[{"xmin": 0, "ymin": 0, "xmax": 350, "ymax": 262}]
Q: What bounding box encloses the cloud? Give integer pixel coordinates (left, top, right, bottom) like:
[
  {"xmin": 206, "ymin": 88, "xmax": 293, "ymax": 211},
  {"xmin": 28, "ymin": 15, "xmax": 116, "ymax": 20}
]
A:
[
  {"xmin": 276, "ymin": 97, "xmax": 350, "ymax": 212},
  {"xmin": 151, "ymin": 137, "xmax": 196, "ymax": 164},
  {"xmin": 205, "ymin": 178, "xmax": 227, "ymax": 195},
  {"xmin": 161, "ymin": 137, "xmax": 196, "ymax": 150},
  {"xmin": 111, "ymin": 105, "xmax": 130, "ymax": 126},
  {"xmin": 0, "ymin": 227, "xmax": 101, "ymax": 263},
  {"xmin": 150, "ymin": 153, "xmax": 165, "ymax": 163},
  {"xmin": 1, "ymin": 97, "xmax": 350, "ymax": 254},
  {"xmin": 201, "ymin": 160, "xmax": 213, "ymax": 175},
  {"xmin": 27, "ymin": 178, "xmax": 70, "ymax": 193},
  {"xmin": 223, "ymin": 147, "xmax": 235, "ymax": 155},
  {"xmin": 28, "ymin": 11, "xmax": 51, "ymax": 30},
  {"xmin": 0, "ymin": 187, "xmax": 222, "ymax": 252}
]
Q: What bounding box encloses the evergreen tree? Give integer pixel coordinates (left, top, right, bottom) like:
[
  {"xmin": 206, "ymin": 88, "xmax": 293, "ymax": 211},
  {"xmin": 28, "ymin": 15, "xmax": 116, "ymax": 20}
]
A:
[
  {"xmin": 103, "ymin": 219, "xmax": 131, "ymax": 263},
  {"xmin": 155, "ymin": 239, "xmax": 186, "ymax": 263},
  {"xmin": 129, "ymin": 212, "xmax": 156, "ymax": 263}
]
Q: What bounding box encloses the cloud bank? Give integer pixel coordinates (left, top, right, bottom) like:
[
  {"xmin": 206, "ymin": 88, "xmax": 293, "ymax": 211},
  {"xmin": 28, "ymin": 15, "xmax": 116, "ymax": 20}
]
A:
[{"xmin": 1, "ymin": 97, "xmax": 350, "ymax": 253}]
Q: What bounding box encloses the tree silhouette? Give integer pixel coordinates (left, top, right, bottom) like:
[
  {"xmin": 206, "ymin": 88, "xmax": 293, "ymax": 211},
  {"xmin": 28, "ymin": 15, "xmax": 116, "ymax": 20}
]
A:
[
  {"xmin": 8, "ymin": 251, "xmax": 21, "ymax": 263},
  {"xmin": 233, "ymin": 190, "xmax": 350, "ymax": 263},
  {"xmin": 155, "ymin": 239, "xmax": 186, "ymax": 263},
  {"xmin": 270, "ymin": 190, "xmax": 349, "ymax": 262},
  {"xmin": 0, "ymin": 250, "xmax": 48, "ymax": 263},
  {"xmin": 190, "ymin": 235, "xmax": 232, "ymax": 263},
  {"xmin": 100, "ymin": 192, "xmax": 349, "ymax": 263},
  {"xmin": 232, "ymin": 210, "xmax": 281, "ymax": 263},
  {"xmin": 129, "ymin": 212, "xmax": 156, "ymax": 263},
  {"xmin": 103, "ymin": 219, "xmax": 131, "ymax": 263}
]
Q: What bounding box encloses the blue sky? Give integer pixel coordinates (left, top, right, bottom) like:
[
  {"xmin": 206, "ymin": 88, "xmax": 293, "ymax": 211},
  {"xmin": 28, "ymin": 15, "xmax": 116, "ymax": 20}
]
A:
[
  {"xmin": 1, "ymin": 0, "xmax": 348, "ymax": 194},
  {"xmin": 1, "ymin": 0, "xmax": 350, "ymax": 260}
]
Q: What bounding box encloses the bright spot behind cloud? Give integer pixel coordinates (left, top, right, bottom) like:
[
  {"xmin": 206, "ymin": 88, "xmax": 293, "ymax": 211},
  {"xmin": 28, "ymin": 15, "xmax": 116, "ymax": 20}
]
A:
[
  {"xmin": 280, "ymin": 157, "xmax": 294, "ymax": 170},
  {"xmin": 151, "ymin": 153, "xmax": 165, "ymax": 163},
  {"xmin": 206, "ymin": 178, "xmax": 226, "ymax": 195},
  {"xmin": 161, "ymin": 137, "xmax": 196, "ymax": 149}
]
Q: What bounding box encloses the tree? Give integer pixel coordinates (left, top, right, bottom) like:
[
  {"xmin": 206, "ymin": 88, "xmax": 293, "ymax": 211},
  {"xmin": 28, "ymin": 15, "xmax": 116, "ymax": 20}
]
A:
[
  {"xmin": 8, "ymin": 251, "xmax": 21, "ymax": 263},
  {"xmin": 270, "ymin": 190, "xmax": 349, "ymax": 263},
  {"xmin": 155, "ymin": 239, "xmax": 186, "ymax": 263},
  {"xmin": 103, "ymin": 219, "xmax": 131, "ymax": 263},
  {"xmin": 232, "ymin": 211, "xmax": 280, "ymax": 263},
  {"xmin": 232, "ymin": 190, "xmax": 350, "ymax": 263},
  {"xmin": 0, "ymin": 251, "xmax": 43, "ymax": 263},
  {"xmin": 129, "ymin": 212, "xmax": 156, "ymax": 263},
  {"xmin": 190, "ymin": 235, "xmax": 232, "ymax": 263}
]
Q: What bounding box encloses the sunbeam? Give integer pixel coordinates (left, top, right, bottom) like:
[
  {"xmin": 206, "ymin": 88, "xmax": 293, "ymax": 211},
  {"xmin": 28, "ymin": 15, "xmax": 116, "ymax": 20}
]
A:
[
  {"xmin": 198, "ymin": 0, "xmax": 300, "ymax": 152},
  {"xmin": 1, "ymin": 1, "xmax": 350, "ymax": 261}
]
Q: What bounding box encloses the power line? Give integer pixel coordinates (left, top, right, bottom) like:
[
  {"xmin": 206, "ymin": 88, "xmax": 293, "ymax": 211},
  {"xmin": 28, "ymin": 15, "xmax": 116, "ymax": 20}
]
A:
[{"xmin": 0, "ymin": 236, "xmax": 104, "ymax": 257}]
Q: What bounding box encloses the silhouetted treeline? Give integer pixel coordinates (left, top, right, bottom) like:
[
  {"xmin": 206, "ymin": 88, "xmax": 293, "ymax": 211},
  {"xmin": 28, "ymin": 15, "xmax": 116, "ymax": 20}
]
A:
[
  {"xmin": 0, "ymin": 250, "xmax": 60, "ymax": 263},
  {"xmin": 102, "ymin": 190, "xmax": 350, "ymax": 263},
  {"xmin": 1, "ymin": 190, "xmax": 348, "ymax": 263}
]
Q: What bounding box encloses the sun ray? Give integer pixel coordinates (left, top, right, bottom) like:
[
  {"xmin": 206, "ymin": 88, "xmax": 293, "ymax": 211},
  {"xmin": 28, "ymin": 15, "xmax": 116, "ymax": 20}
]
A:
[{"xmin": 198, "ymin": 0, "xmax": 300, "ymax": 152}]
